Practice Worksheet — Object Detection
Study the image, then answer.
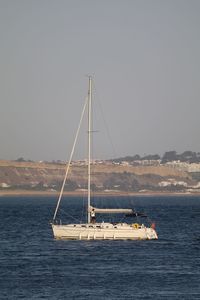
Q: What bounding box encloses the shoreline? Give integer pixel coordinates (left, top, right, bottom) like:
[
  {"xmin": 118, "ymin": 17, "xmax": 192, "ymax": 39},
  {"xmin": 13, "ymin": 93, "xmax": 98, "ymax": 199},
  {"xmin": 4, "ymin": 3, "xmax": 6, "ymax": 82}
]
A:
[{"xmin": 0, "ymin": 189, "xmax": 200, "ymax": 198}]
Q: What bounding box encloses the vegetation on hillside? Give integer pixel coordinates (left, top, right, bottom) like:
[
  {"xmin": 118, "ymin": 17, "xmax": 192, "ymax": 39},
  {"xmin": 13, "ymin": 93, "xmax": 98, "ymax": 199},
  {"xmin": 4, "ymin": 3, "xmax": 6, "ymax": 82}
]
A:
[{"xmin": 111, "ymin": 151, "xmax": 200, "ymax": 164}]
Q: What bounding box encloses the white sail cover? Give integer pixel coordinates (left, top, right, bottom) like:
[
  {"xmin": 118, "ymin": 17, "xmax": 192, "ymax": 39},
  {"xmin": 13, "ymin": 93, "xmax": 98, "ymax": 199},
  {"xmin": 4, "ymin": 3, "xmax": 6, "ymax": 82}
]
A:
[{"xmin": 89, "ymin": 206, "xmax": 133, "ymax": 214}]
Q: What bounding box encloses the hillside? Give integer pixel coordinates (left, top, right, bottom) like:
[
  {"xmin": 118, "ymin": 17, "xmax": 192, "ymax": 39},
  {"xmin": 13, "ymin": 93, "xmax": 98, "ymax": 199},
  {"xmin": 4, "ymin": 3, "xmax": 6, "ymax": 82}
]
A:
[{"xmin": 0, "ymin": 159, "xmax": 199, "ymax": 195}]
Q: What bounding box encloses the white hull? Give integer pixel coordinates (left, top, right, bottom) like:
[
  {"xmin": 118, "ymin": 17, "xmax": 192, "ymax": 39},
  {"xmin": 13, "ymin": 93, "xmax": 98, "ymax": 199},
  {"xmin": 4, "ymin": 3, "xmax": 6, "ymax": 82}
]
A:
[{"xmin": 51, "ymin": 222, "xmax": 158, "ymax": 240}]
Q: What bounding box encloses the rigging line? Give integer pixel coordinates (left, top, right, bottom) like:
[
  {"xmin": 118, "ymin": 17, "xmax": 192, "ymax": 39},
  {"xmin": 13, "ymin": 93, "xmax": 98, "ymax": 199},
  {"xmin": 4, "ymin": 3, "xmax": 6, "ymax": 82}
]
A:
[
  {"xmin": 53, "ymin": 96, "xmax": 88, "ymax": 221},
  {"xmin": 92, "ymin": 79, "xmax": 117, "ymax": 159},
  {"xmin": 59, "ymin": 208, "xmax": 81, "ymax": 223},
  {"xmin": 81, "ymin": 192, "xmax": 87, "ymax": 223},
  {"xmin": 118, "ymin": 215, "xmax": 126, "ymax": 223}
]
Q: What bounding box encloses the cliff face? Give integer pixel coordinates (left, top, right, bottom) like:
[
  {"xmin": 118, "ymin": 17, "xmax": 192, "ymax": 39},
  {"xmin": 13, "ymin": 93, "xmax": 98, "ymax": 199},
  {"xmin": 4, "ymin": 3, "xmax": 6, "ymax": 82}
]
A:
[
  {"xmin": 0, "ymin": 161, "xmax": 65, "ymax": 188},
  {"xmin": 0, "ymin": 160, "xmax": 196, "ymax": 193}
]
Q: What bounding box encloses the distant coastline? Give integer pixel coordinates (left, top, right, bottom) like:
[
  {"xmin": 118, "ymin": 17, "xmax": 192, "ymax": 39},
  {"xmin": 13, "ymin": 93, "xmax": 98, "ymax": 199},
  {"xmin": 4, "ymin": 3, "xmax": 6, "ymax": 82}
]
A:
[
  {"xmin": 0, "ymin": 189, "xmax": 200, "ymax": 198},
  {"xmin": 1, "ymin": 158, "xmax": 200, "ymax": 197}
]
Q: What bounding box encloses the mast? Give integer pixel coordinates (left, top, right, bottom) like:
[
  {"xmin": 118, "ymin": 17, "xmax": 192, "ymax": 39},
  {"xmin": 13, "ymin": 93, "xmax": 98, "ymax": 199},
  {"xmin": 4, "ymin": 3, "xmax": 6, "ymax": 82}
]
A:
[{"xmin": 87, "ymin": 76, "xmax": 92, "ymax": 223}]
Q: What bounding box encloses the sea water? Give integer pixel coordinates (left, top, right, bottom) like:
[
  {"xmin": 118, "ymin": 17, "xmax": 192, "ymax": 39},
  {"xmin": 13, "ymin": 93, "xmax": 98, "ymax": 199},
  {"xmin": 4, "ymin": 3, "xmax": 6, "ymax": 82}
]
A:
[{"xmin": 0, "ymin": 196, "xmax": 199, "ymax": 299}]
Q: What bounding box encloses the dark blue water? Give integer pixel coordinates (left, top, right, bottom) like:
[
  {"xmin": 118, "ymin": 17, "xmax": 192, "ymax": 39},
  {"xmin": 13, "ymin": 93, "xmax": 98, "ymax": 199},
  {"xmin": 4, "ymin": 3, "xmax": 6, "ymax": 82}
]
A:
[{"xmin": 0, "ymin": 196, "xmax": 199, "ymax": 299}]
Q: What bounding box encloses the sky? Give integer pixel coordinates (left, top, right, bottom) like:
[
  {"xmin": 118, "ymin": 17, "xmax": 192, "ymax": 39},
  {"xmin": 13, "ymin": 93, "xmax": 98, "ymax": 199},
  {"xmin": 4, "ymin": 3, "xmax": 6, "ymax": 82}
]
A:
[{"xmin": 0, "ymin": 0, "xmax": 200, "ymax": 161}]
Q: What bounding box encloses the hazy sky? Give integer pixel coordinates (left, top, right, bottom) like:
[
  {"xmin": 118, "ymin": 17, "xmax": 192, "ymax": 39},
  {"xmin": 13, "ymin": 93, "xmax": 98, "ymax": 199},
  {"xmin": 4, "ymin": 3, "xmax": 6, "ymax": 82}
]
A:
[{"xmin": 0, "ymin": 0, "xmax": 200, "ymax": 161}]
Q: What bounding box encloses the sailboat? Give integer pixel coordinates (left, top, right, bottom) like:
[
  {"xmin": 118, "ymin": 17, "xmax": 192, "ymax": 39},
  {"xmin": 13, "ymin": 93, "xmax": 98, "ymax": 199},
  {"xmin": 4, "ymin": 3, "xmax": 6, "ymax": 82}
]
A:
[{"xmin": 51, "ymin": 77, "xmax": 158, "ymax": 240}]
